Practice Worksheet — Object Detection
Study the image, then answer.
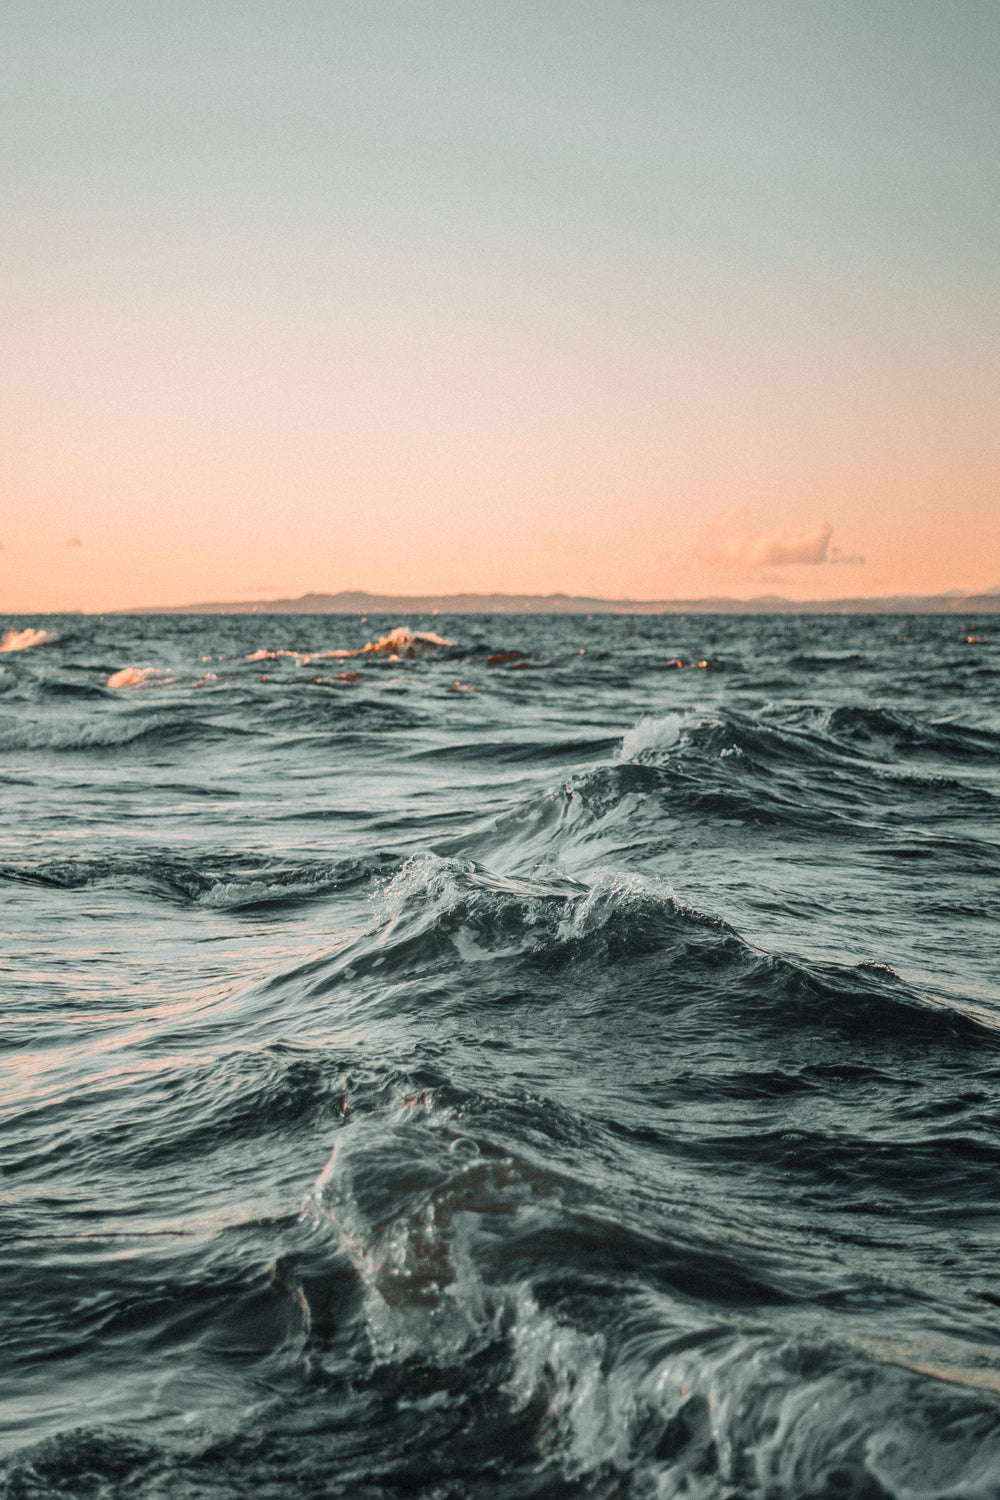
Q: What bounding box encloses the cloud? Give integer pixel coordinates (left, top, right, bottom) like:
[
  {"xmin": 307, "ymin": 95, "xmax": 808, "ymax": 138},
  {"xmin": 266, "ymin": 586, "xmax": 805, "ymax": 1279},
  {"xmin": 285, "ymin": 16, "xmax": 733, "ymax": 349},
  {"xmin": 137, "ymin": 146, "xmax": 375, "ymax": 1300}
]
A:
[
  {"xmin": 699, "ymin": 510, "xmax": 862, "ymax": 569},
  {"xmin": 62, "ymin": 536, "xmax": 83, "ymax": 548}
]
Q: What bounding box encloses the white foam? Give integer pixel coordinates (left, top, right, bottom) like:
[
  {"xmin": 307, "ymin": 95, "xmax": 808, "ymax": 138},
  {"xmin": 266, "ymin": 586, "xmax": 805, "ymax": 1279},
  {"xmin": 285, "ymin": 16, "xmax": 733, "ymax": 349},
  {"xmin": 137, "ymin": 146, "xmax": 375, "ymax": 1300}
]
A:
[
  {"xmin": 0, "ymin": 627, "xmax": 58, "ymax": 652},
  {"xmin": 245, "ymin": 628, "xmax": 455, "ymax": 668},
  {"xmin": 359, "ymin": 627, "xmax": 455, "ymax": 659},
  {"xmin": 619, "ymin": 712, "xmax": 685, "ymax": 760},
  {"xmin": 106, "ymin": 666, "xmax": 172, "ymax": 689},
  {"xmin": 555, "ymin": 868, "xmax": 677, "ymax": 946}
]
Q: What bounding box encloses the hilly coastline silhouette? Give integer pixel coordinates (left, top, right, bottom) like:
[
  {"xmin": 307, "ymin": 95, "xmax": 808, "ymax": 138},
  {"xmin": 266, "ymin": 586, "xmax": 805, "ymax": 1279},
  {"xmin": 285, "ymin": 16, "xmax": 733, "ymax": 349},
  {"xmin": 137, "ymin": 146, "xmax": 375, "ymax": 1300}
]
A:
[{"xmin": 133, "ymin": 588, "xmax": 1000, "ymax": 615}]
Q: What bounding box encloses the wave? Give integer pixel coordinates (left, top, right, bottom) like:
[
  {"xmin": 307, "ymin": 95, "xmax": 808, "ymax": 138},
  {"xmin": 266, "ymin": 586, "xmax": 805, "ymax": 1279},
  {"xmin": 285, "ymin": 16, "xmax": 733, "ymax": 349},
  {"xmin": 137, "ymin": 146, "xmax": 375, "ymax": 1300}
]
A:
[
  {"xmin": 5, "ymin": 1322, "xmax": 999, "ymax": 1499},
  {"xmin": 409, "ymin": 732, "xmax": 621, "ymax": 766},
  {"xmin": 824, "ymin": 704, "xmax": 1000, "ymax": 762},
  {"xmin": 357, "ymin": 626, "xmax": 456, "ymax": 658},
  {"xmin": 0, "ymin": 627, "xmax": 58, "ymax": 652},
  {"xmin": 253, "ymin": 690, "xmax": 431, "ymax": 735},
  {"xmin": 0, "ymin": 712, "xmax": 255, "ymax": 753},
  {"xmin": 622, "ymin": 704, "xmax": 1000, "ymax": 772},
  {"xmin": 609, "ymin": 706, "xmax": 1000, "ymax": 834},
  {"xmin": 515, "ymin": 1310, "xmax": 1000, "ymax": 1499},
  {"xmin": 291, "ymin": 857, "xmax": 729, "ymax": 987},
  {"xmin": 245, "ymin": 626, "xmax": 458, "ymax": 668},
  {"xmin": 6, "ymin": 855, "xmax": 1000, "ymax": 1495},
  {"xmin": 106, "ymin": 666, "xmax": 173, "ymax": 689},
  {"xmin": 0, "ymin": 675, "xmax": 108, "ymax": 702},
  {"xmin": 291, "ymin": 1025, "xmax": 1000, "ymax": 1498},
  {"xmin": 249, "ymin": 855, "xmax": 998, "ymax": 1060},
  {"xmin": 0, "ymin": 850, "xmax": 397, "ymax": 909},
  {"xmin": 446, "ymin": 752, "xmax": 847, "ymax": 874}
]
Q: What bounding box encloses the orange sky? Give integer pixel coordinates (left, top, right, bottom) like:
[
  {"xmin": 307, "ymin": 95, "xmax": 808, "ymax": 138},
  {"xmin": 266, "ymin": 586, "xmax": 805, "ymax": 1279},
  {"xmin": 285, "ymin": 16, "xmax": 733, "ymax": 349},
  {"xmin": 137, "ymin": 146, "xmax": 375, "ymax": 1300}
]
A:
[{"xmin": 2, "ymin": 2, "xmax": 998, "ymax": 612}]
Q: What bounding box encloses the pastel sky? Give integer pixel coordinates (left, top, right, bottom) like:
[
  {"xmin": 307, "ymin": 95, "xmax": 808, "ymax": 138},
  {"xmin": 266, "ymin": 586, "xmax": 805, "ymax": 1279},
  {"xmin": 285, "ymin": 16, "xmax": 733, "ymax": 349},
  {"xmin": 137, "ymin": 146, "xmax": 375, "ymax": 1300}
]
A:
[{"xmin": 3, "ymin": 1, "xmax": 998, "ymax": 611}]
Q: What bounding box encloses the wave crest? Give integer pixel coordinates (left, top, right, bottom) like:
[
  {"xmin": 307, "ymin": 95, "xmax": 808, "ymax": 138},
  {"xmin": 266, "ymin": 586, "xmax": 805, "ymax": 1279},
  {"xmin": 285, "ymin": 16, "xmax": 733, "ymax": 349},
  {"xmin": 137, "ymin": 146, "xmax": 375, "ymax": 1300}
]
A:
[
  {"xmin": 106, "ymin": 666, "xmax": 173, "ymax": 689},
  {"xmin": 0, "ymin": 627, "xmax": 58, "ymax": 652},
  {"xmin": 244, "ymin": 626, "xmax": 457, "ymax": 669}
]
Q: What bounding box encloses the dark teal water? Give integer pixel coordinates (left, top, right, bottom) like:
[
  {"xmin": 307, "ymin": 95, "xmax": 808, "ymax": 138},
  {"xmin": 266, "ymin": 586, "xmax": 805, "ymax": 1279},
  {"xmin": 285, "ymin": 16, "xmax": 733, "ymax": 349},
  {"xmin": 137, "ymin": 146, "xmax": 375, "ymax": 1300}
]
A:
[{"xmin": 2, "ymin": 612, "xmax": 999, "ymax": 1499}]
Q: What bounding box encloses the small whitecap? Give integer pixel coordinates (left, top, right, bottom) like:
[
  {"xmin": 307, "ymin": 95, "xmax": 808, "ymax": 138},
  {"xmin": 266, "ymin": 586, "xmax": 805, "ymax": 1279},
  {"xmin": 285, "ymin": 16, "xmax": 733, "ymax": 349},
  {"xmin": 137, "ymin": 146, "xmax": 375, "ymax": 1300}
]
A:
[
  {"xmin": 361, "ymin": 626, "xmax": 456, "ymax": 658},
  {"xmin": 619, "ymin": 712, "xmax": 685, "ymax": 760},
  {"xmin": 106, "ymin": 666, "xmax": 172, "ymax": 689},
  {"xmin": 0, "ymin": 627, "xmax": 58, "ymax": 652}
]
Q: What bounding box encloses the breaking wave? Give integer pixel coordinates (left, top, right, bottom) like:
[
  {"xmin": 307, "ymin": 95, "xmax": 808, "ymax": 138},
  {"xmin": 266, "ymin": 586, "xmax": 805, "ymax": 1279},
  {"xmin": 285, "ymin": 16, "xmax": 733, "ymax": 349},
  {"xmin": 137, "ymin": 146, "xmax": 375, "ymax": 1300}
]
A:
[
  {"xmin": 0, "ymin": 626, "xmax": 58, "ymax": 652},
  {"xmin": 106, "ymin": 665, "xmax": 174, "ymax": 689}
]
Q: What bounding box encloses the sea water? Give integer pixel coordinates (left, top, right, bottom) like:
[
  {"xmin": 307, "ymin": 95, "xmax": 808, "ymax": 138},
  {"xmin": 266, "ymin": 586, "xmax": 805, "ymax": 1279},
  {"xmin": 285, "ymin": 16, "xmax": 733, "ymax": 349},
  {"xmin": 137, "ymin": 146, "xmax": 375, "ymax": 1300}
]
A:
[{"xmin": 2, "ymin": 611, "xmax": 999, "ymax": 1498}]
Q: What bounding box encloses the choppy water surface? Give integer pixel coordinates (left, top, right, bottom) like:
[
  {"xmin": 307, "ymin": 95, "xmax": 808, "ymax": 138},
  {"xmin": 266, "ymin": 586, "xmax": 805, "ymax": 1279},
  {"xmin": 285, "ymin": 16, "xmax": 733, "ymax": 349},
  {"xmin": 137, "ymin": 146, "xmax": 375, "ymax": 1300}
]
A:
[{"xmin": 2, "ymin": 611, "xmax": 999, "ymax": 1499}]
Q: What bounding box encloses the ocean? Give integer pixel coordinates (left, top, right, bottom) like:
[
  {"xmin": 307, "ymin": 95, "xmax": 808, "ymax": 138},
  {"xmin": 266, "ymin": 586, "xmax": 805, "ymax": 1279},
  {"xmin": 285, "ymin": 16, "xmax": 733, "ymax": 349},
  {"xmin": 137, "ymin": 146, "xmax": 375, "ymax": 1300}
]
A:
[{"xmin": 2, "ymin": 610, "xmax": 999, "ymax": 1499}]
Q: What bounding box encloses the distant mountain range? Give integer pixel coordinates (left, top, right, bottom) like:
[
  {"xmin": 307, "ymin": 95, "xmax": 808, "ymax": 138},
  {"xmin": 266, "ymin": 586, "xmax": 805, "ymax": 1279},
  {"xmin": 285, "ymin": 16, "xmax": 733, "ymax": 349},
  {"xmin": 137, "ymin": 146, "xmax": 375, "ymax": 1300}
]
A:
[{"xmin": 134, "ymin": 588, "xmax": 1000, "ymax": 616}]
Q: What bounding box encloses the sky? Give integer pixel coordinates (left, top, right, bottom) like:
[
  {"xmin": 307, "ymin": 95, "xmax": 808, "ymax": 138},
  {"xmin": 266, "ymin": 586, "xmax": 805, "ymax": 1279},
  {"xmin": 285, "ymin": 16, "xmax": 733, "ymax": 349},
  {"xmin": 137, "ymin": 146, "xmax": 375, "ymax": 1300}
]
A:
[{"xmin": 2, "ymin": 0, "xmax": 998, "ymax": 611}]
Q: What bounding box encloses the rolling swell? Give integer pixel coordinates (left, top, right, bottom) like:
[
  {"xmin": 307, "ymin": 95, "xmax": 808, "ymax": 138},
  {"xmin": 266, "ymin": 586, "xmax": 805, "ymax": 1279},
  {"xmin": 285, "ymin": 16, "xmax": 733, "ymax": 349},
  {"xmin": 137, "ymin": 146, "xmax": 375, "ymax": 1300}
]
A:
[
  {"xmin": 0, "ymin": 849, "xmax": 397, "ymax": 908},
  {"xmin": 443, "ymin": 704, "xmax": 1000, "ymax": 900},
  {"xmin": 2, "ymin": 612, "xmax": 999, "ymax": 1498},
  {"xmin": 0, "ymin": 709, "xmax": 254, "ymax": 754}
]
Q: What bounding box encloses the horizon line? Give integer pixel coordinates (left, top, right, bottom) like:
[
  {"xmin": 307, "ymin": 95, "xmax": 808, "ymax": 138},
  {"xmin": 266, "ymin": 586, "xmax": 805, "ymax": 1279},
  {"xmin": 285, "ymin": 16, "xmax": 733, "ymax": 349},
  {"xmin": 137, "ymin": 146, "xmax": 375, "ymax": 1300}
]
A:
[{"xmin": 14, "ymin": 586, "xmax": 1000, "ymax": 617}]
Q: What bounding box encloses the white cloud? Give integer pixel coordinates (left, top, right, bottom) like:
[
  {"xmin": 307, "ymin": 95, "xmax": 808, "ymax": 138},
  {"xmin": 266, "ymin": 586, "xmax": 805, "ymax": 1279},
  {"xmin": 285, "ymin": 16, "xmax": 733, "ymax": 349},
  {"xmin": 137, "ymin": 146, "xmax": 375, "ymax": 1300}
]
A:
[{"xmin": 699, "ymin": 510, "xmax": 863, "ymax": 569}]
